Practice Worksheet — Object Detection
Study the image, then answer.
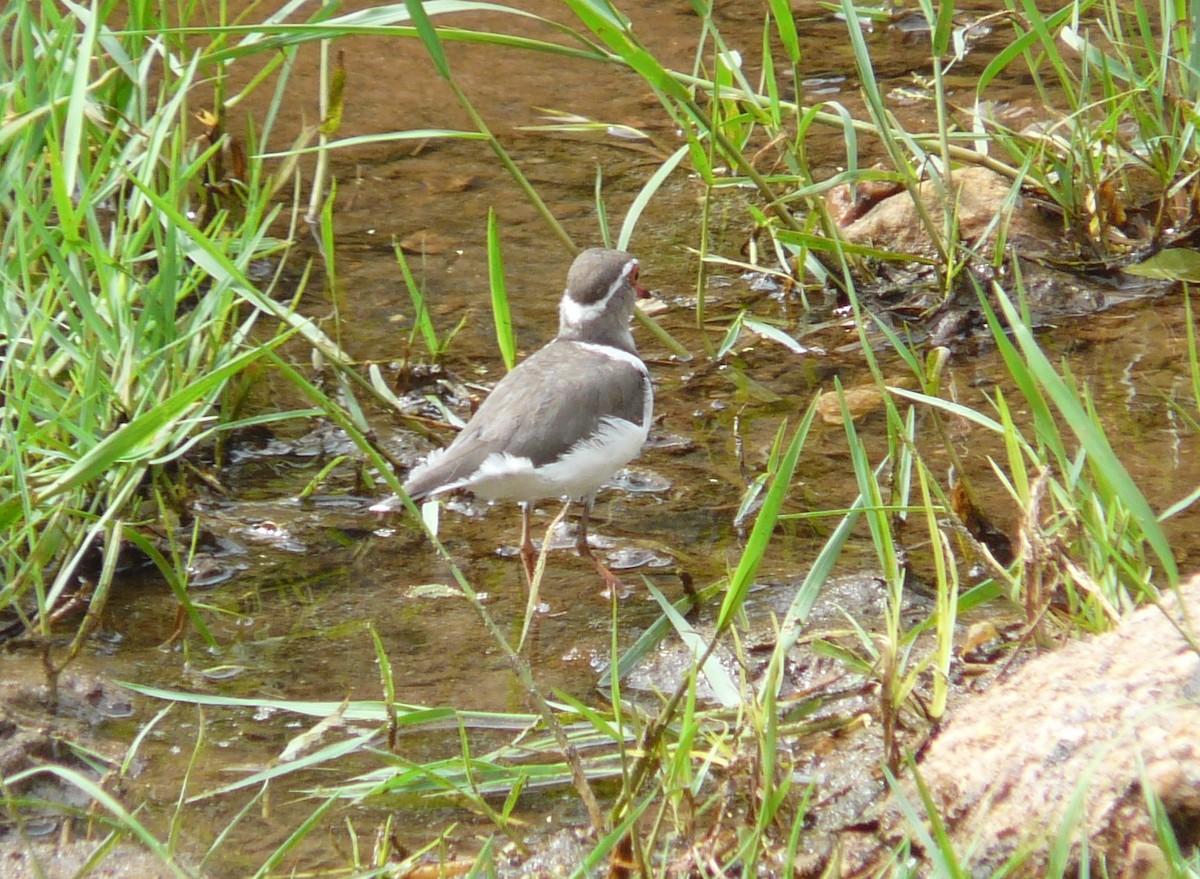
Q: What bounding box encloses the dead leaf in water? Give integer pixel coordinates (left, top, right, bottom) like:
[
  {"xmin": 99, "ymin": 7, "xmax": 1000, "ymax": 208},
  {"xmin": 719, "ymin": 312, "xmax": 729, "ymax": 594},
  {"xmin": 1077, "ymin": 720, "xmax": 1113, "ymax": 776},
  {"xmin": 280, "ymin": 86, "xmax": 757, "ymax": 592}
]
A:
[
  {"xmin": 960, "ymin": 620, "xmax": 1001, "ymax": 661},
  {"xmin": 422, "ymin": 174, "xmax": 479, "ymax": 193},
  {"xmin": 816, "ymin": 385, "xmax": 886, "ymax": 425},
  {"xmin": 399, "ymin": 229, "xmax": 455, "ymax": 255},
  {"xmin": 279, "ymin": 699, "xmax": 348, "ymax": 762},
  {"xmin": 405, "ymin": 583, "xmax": 464, "ymax": 599},
  {"xmin": 950, "ymin": 472, "xmax": 1014, "ymax": 565},
  {"xmin": 636, "ymin": 296, "xmax": 669, "ymax": 317}
]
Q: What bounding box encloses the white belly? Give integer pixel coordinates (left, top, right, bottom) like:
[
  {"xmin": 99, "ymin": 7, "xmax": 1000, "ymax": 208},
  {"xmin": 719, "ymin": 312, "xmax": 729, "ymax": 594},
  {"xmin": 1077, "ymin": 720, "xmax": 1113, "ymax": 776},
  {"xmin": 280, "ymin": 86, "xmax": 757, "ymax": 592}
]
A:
[{"xmin": 461, "ymin": 415, "xmax": 649, "ymax": 503}]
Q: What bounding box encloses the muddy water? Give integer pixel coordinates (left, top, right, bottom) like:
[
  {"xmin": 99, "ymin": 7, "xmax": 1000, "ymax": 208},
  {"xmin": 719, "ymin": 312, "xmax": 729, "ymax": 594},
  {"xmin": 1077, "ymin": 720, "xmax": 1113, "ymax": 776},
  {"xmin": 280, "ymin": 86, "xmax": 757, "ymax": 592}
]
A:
[{"xmin": 10, "ymin": 1, "xmax": 1200, "ymax": 875}]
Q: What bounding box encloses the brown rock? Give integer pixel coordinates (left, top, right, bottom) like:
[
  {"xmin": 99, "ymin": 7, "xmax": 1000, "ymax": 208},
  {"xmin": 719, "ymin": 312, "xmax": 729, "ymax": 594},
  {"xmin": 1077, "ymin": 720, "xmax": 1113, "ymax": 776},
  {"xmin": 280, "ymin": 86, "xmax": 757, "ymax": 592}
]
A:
[
  {"xmin": 843, "ymin": 577, "xmax": 1200, "ymax": 877},
  {"xmin": 398, "ymin": 229, "xmax": 456, "ymax": 255},
  {"xmin": 832, "ymin": 166, "xmax": 1059, "ymax": 259},
  {"xmin": 815, "ymin": 385, "xmax": 887, "ymax": 425}
]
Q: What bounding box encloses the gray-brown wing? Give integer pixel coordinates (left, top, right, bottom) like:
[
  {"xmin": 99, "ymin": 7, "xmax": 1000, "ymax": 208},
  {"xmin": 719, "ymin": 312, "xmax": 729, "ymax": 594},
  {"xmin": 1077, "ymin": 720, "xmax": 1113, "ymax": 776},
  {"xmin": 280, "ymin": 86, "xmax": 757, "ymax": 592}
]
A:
[{"xmin": 403, "ymin": 340, "xmax": 648, "ymax": 498}]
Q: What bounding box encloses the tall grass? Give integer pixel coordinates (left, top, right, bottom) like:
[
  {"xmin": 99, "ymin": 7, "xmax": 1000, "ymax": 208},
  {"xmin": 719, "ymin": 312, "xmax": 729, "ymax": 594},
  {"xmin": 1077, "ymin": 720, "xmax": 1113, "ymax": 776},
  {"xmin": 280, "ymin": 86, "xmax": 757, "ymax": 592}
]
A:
[
  {"xmin": 982, "ymin": 0, "xmax": 1200, "ymax": 248},
  {"xmin": 1, "ymin": 1, "xmax": 293, "ymax": 676}
]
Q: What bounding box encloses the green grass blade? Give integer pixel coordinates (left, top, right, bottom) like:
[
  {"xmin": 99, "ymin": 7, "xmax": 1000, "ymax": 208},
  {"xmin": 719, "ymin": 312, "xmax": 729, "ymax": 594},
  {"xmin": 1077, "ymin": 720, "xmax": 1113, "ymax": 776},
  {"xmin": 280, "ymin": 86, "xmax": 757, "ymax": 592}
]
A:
[
  {"xmin": 759, "ymin": 493, "xmax": 864, "ymax": 702},
  {"xmin": 403, "ymin": 0, "xmax": 452, "ymax": 79},
  {"xmin": 888, "ymin": 387, "xmax": 1007, "ymax": 433},
  {"xmin": 394, "ymin": 244, "xmax": 441, "ymax": 358},
  {"xmin": 646, "ymin": 580, "xmax": 740, "ymax": 708},
  {"xmin": 255, "ymin": 128, "xmax": 489, "ymax": 158},
  {"xmin": 991, "ymin": 284, "xmax": 1178, "ymax": 587},
  {"xmin": 250, "ymin": 795, "xmax": 341, "ymax": 879},
  {"xmin": 594, "ymin": 164, "xmax": 612, "ymax": 247},
  {"xmin": 5, "ymin": 764, "xmax": 195, "ymax": 878},
  {"xmin": 487, "ymin": 208, "xmax": 516, "ymax": 371},
  {"xmin": 119, "ymin": 684, "xmax": 538, "ymax": 729},
  {"xmin": 617, "ymin": 143, "xmax": 688, "ymax": 250},
  {"xmin": 717, "ymin": 400, "xmax": 817, "ymax": 632},
  {"xmin": 61, "ymin": 0, "xmax": 100, "ymax": 201},
  {"xmin": 612, "ymin": 576, "xmax": 725, "ymax": 682},
  {"xmin": 1186, "ymin": 289, "xmax": 1199, "ymax": 412},
  {"xmin": 560, "ymin": 0, "xmax": 692, "ymax": 102},
  {"xmin": 36, "ymin": 339, "xmax": 288, "ymax": 504},
  {"xmin": 766, "ymin": 0, "xmax": 800, "ymax": 65}
]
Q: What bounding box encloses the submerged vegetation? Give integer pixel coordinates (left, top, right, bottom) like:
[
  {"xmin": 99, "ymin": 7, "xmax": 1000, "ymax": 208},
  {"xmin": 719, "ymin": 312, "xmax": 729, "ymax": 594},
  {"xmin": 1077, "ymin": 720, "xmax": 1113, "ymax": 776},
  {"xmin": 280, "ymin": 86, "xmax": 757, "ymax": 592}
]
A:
[{"xmin": 2, "ymin": 0, "xmax": 1199, "ymax": 876}]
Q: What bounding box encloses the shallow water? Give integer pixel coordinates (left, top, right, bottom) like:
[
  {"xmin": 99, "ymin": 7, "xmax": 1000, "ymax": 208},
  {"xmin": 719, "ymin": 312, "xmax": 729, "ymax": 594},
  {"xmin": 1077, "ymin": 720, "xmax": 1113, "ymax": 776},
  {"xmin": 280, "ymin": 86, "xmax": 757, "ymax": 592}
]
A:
[{"xmin": 7, "ymin": 1, "xmax": 1200, "ymax": 875}]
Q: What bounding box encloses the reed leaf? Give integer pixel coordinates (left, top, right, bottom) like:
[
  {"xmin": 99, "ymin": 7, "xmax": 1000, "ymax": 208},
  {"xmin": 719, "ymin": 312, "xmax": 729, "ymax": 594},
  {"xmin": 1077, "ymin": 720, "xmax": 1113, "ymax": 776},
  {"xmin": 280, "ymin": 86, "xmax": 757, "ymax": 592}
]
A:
[
  {"xmin": 989, "ymin": 285, "xmax": 1178, "ymax": 587},
  {"xmin": 717, "ymin": 402, "xmax": 816, "ymax": 632},
  {"xmin": 487, "ymin": 208, "xmax": 517, "ymax": 371}
]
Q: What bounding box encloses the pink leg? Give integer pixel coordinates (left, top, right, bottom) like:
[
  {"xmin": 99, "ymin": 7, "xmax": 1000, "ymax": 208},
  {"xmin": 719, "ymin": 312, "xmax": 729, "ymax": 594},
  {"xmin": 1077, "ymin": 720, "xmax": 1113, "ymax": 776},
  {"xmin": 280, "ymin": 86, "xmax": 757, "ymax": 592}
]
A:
[
  {"xmin": 576, "ymin": 499, "xmax": 629, "ymax": 599},
  {"xmin": 518, "ymin": 502, "xmax": 536, "ymax": 586}
]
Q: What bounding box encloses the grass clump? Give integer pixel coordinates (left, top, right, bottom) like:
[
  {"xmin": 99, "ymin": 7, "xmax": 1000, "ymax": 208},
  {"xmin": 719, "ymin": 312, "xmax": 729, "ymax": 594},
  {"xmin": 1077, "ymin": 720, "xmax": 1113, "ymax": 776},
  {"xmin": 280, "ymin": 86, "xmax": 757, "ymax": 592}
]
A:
[
  {"xmin": 0, "ymin": 1, "xmax": 333, "ymax": 679},
  {"xmin": 982, "ymin": 0, "xmax": 1200, "ymax": 253}
]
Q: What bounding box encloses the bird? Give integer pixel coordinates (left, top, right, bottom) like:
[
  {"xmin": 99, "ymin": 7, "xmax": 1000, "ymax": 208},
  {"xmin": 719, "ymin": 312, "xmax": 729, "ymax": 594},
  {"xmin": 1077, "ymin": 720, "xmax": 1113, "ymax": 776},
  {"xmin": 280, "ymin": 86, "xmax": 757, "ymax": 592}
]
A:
[{"xmin": 371, "ymin": 247, "xmax": 653, "ymax": 596}]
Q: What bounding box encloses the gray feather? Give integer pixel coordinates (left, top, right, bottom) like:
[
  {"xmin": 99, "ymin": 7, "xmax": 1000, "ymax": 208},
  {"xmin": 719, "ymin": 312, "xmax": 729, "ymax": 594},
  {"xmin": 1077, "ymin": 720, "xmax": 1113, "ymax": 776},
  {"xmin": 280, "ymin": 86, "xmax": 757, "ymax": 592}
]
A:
[{"xmin": 403, "ymin": 340, "xmax": 648, "ymax": 500}]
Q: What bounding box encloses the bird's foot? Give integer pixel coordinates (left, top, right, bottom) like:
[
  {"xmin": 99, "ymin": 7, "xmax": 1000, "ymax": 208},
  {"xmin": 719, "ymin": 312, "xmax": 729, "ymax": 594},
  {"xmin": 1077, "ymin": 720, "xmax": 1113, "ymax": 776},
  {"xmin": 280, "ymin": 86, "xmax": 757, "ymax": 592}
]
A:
[
  {"xmin": 577, "ymin": 531, "xmax": 631, "ymax": 599},
  {"xmin": 594, "ymin": 559, "xmax": 632, "ymax": 601}
]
